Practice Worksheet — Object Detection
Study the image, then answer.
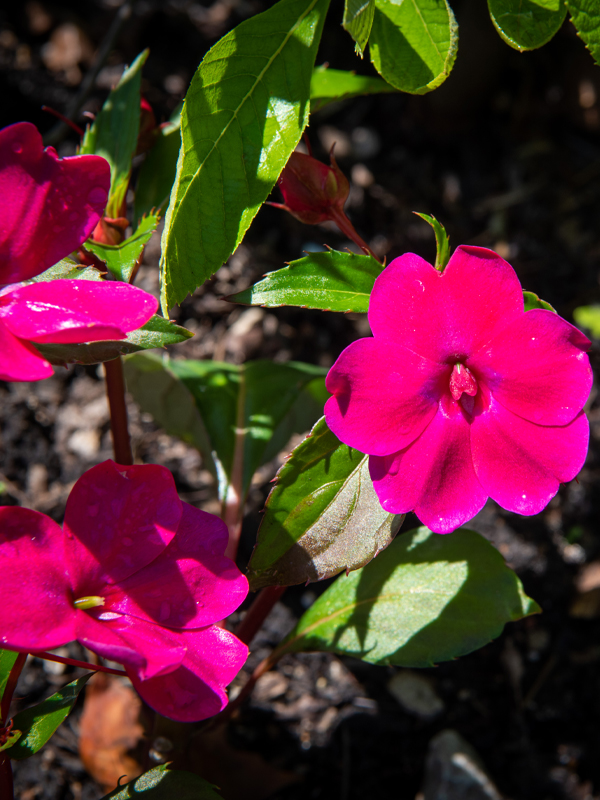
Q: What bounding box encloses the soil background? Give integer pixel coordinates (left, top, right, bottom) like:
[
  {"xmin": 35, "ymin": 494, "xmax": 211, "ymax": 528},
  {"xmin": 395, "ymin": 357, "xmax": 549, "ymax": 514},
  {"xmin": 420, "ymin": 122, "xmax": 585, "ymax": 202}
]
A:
[{"xmin": 1, "ymin": 1, "xmax": 600, "ymax": 799}]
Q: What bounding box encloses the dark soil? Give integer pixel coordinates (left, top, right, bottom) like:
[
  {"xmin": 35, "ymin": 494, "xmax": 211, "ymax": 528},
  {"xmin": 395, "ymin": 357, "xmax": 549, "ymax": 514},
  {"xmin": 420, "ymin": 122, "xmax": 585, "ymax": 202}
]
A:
[{"xmin": 1, "ymin": 1, "xmax": 600, "ymax": 799}]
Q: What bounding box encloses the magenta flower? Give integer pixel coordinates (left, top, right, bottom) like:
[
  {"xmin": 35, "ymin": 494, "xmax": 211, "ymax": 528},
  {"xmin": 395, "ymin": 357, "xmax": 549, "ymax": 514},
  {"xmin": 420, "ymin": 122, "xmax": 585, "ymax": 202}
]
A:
[
  {"xmin": 0, "ymin": 121, "xmax": 158, "ymax": 381},
  {"xmin": 0, "ymin": 460, "xmax": 249, "ymax": 722},
  {"xmin": 325, "ymin": 246, "xmax": 592, "ymax": 534}
]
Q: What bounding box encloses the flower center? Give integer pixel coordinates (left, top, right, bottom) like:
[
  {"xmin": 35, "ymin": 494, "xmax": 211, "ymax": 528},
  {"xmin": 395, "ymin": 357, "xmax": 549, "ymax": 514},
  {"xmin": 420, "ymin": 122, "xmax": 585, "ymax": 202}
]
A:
[
  {"xmin": 73, "ymin": 595, "xmax": 105, "ymax": 610},
  {"xmin": 449, "ymin": 363, "xmax": 478, "ymax": 401}
]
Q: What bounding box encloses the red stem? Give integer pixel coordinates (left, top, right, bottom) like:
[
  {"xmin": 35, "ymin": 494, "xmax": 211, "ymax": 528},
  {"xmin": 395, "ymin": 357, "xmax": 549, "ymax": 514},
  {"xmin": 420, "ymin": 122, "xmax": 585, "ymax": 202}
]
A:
[
  {"xmin": 41, "ymin": 106, "xmax": 84, "ymax": 136},
  {"xmin": 235, "ymin": 586, "xmax": 287, "ymax": 646},
  {"xmin": 32, "ymin": 652, "xmax": 126, "ymax": 677},
  {"xmin": 104, "ymin": 357, "xmax": 133, "ymax": 465},
  {"xmin": 1, "ymin": 653, "xmax": 26, "ymax": 726},
  {"xmin": 0, "ymin": 756, "xmax": 13, "ymax": 800},
  {"xmin": 329, "ymin": 208, "xmax": 381, "ymax": 263}
]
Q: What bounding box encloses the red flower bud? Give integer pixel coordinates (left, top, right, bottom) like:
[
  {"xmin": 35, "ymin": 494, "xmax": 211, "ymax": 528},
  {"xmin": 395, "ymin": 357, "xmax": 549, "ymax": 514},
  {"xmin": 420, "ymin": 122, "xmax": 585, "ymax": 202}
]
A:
[{"xmin": 136, "ymin": 97, "xmax": 158, "ymax": 156}]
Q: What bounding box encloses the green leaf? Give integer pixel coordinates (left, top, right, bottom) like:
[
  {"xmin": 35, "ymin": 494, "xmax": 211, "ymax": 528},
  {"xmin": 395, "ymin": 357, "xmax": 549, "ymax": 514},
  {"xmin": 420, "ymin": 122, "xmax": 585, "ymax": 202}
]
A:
[
  {"xmin": 134, "ymin": 121, "xmax": 182, "ymax": 225},
  {"xmin": 30, "ymin": 258, "xmax": 103, "ymax": 282},
  {"xmin": 276, "ymin": 526, "xmax": 540, "ymax": 666},
  {"xmin": 487, "ymin": 0, "xmax": 567, "ymax": 51},
  {"xmin": 80, "ymin": 50, "xmax": 149, "ymax": 217},
  {"xmin": 0, "ymin": 650, "xmax": 19, "ymax": 702},
  {"xmin": 523, "ymin": 291, "xmax": 556, "ymax": 313},
  {"xmin": 247, "ymin": 416, "xmax": 404, "ymax": 590},
  {"xmin": 34, "ymin": 315, "xmax": 193, "ymax": 367},
  {"xmin": 160, "ymin": 0, "xmax": 330, "ymax": 313},
  {"xmin": 567, "ymin": 0, "xmax": 600, "ymax": 65},
  {"xmin": 101, "ymin": 764, "xmax": 222, "ymax": 800},
  {"xmin": 124, "ymin": 353, "xmax": 326, "ymax": 501},
  {"xmin": 84, "ymin": 213, "xmax": 160, "ymax": 282},
  {"xmin": 5, "ymin": 673, "xmax": 92, "ymax": 760},
  {"xmin": 0, "ymin": 730, "xmax": 21, "ymax": 752},
  {"xmin": 310, "ymin": 66, "xmax": 397, "ymax": 111},
  {"xmin": 343, "ymin": 0, "xmax": 376, "ymax": 56},
  {"xmin": 229, "ymin": 249, "xmax": 383, "ymax": 312},
  {"xmin": 573, "ymin": 304, "xmax": 600, "ymax": 337},
  {"xmin": 414, "ymin": 212, "xmax": 450, "ymax": 270},
  {"xmin": 369, "ymin": 0, "xmax": 458, "ymax": 94}
]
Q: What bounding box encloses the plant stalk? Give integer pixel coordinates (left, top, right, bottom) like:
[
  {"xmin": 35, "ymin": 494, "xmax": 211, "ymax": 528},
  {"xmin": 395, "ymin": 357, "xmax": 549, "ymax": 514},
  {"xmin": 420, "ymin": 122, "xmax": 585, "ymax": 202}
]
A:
[
  {"xmin": 32, "ymin": 652, "xmax": 127, "ymax": 677},
  {"xmin": 235, "ymin": 586, "xmax": 287, "ymax": 646},
  {"xmin": 329, "ymin": 208, "xmax": 381, "ymax": 263},
  {"xmin": 104, "ymin": 357, "xmax": 133, "ymax": 465},
  {"xmin": 0, "ymin": 756, "xmax": 13, "ymax": 800},
  {"xmin": 1, "ymin": 653, "xmax": 26, "ymax": 726},
  {"xmin": 222, "ymin": 370, "xmax": 247, "ymax": 560}
]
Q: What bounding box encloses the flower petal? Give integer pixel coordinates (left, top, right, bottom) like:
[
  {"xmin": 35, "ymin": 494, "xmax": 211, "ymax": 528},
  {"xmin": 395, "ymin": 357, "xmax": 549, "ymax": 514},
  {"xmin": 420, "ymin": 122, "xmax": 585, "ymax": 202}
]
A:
[
  {"xmin": 64, "ymin": 461, "xmax": 182, "ymax": 589},
  {"xmin": 108, "ymin": 504, "xmax": 249, "ymax": 629},
  {"xmin": 471, "ymin": 397, "xmax": 589, "ymax": 515},
  {"xmin": 76, "ymin": 612, "xmax": 185, "ymax": 679},
  {"xmin": 0, "ymin": 281, "xmax": 157, "ymax": 344},
  {"xmin": 0, "ymin": 507, "xmax": 75, "ymax": 651},
  {"xmin": 0, "ymin": 122, "xmax": 110, "ymax": 284},
  {"xmin": 128, "ymin": 626, "xmax": 248, "ymax": 722},
  {"xmin": 469, "ymin": 309, "xmax": 592, "ymax": 426},
  {"xmin": 369, "ymin": 396, "xmax": 488, "ymax": 534},
  {"xmin": 325, "ymin": 337, "xmax": 447, "ymax": 456},
  {"xmin": 0, "ymin": 320, "xmax": 53, "ymax": 381},
  {"xmin": 369, "ymin": 246, "xmax": 524, "ymax": 362}
]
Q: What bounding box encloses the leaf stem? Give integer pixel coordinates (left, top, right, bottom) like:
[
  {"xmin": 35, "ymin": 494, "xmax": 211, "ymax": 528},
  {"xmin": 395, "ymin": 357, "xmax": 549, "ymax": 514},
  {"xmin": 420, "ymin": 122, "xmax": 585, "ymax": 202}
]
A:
[
  {"xmin": 104, "ymin": 357, "xmax": 134, "ymax": 466},
  {"xmin": 0, "ymin": 756, "xmax": 13, "ymax": 800},
  {"xmin": 223, "ymin": 370, "xmax": 247, "ymax": 560},
  {"xmin": 235, "ymin": 586, "xmax": 287, "ymax": 646},
  {"xmin": 329, "ymin": 208, "xmax": 381, "ymax": 263},
  {"xmin": 1, "ymin": 653, "xmax": 26, "ymax": 726},
  {"xmin": 31, "ymin": 652, "xmax": 127, "ymax": 677}
]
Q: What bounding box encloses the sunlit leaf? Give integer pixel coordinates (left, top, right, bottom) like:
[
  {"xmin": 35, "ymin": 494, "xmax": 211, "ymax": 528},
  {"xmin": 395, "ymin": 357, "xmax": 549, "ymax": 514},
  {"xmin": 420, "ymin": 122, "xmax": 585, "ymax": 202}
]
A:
[
  {"xmin": 343, "ymin": 0, "xmax": 376, "ymax": 56},
  {"xmin": 488, "ymin": 0, "xmax": 567, "ymax": 50},
  {"xmin": 84, "ymin": 213, "xmax": 159, "ymax": 282},
  {"xmin": 567, "ymin": 0, "xmax": 600, "ymax": 66},
  {"xmin": 101, "ymin": 764, "xmax": 222, "ymax": 799},
  {"xmin": 160, "ymin": 0, "xmax": 329, "ymax": 312},
  {"xmin": 310, "ymin": 65, "xmax": 397, "ymax": 111},
  {"xmin": 30, "ymin": 259, "xmax": 103, "ymax": 282},
  {"xmin": 413, "ymin": 212, "xmax": 450, "ymax": 270},
  {"xmin": 369, "ymin": 0, "xmax": 458, "ymax": 94},
  {"xmin": 573, "ymin": 304, "xmax": 600, "ymax": 337},
  {"xmin": 523, "ymin": 291, "xmax": 556, "ymax": 313},
  {"xmin": 248, "ymin": 416, "xmax": 403, "ymax": 590},
  {"xmin": 276, "ymin": 526, "xmax": 540, "ymax": 666}
]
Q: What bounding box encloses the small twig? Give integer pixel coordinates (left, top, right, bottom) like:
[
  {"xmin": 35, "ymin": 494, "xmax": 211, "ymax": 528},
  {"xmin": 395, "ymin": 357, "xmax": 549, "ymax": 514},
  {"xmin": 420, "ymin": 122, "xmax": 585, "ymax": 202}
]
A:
[
  {"xmin": 43, "ymin": 1, "xmax": 134, "ymax": 146},
  {"xmin": 104, "ymin": 357, "xmax": 133, "ymax": 465},
  {"xmin": 32, "ymin": 651, "xmax": 127, "ymax": 677},
  {"xmin": 235, "ymin": 586, "xmax": 287, "ymax": 646},
  {"xmin": 329, "ymin": 208, "xmax": 381, "ymax": 262}
]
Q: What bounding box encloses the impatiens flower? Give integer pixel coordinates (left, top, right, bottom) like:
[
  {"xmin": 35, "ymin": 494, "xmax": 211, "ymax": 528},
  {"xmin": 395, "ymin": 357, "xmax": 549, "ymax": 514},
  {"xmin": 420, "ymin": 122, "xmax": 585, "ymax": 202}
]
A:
[
  {"xmin": 0, "ymin": 460, "xmax": 249, "ymax": 722},
  {"xmin": 325, "ymin": 246, "xmax": 592, "ymax": 534},
  {"xmin": 0, "ymin": 121, "xmax": 158, "ymax": 381}
]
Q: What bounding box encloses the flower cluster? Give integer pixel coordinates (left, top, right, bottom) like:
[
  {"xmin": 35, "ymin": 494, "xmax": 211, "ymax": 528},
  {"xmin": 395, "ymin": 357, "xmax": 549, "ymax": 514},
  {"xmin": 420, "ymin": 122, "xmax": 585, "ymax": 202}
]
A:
[
  {"xmin": 0, "ymin": 121, "xmax": 157, "ymax": 381},
  {"xmin": 0, "ymin": 461, "xmax": 249, "ymax": 722},
  {"xmin": 325, "ymin": 246, "xmax": 592, "ymax": 533}
]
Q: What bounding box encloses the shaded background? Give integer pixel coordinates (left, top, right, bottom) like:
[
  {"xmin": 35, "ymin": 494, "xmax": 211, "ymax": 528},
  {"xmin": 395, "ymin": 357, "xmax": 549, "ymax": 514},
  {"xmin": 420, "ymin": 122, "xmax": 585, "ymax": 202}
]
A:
[{"xmin": 1, "ymin": 0, "xmax": 600, "ymax": 798}]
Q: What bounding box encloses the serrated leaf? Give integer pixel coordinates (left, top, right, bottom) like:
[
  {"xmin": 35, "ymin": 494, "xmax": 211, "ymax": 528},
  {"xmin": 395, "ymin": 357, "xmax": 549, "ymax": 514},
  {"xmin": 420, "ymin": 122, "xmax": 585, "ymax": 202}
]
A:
[
  {"xmin": 488, "ymin": 0, "xmax": 567, "ymax": 51},
  {"xmin": 414, "ymin": 212, "xmax": 450, "ymax": 270},
  {"xmin": 84, "ymin": 214, "xmax": 160, "ymax": 282},
  {"xmin": 230, "ymin": 250, "xmax": 383, "ymax": 312},
  {"xmin": 276, "ymin": 526, "xmax": 540, "ymax": 666},
  {"xmin": 101, "ymin": 764, "xmax": 222, "ymax": 800},
  {"xmin": 5, "ymin": 673, "xmax": 92, "ymax": 760},
  {"xmin": 573, "ymin": 304, "xmax": 600, "ymax": 337},
  {"xmin": 124, "ymin": 353, "xmax": 326, "ymax": 502},
  {"xmin": 0, "ymin": 649, "xmax": 19, "ymax": 701},
  {"xmin": 34, "ymin": 315, "xmax": 192, "ymax": 367},
  {"xmin": 80, "ymin": 50, "xmax": 148, "ymax": 217},
  {"xmin": 134, "ymin": 121, "xmax": 182, "ymax": 225},
  {"xmin": 310, "ymin": 66, "xmax": 397, "ymax": 111},
  {"xmin": 567, "ymin": 0, "xmax": 600, "ymax": 66},
  {"xmin": 343, "ymin": 0, "xmax": 376, "ymax": 56},
  {"xmin": 523, "ymin": 290, "xmax": 556, "ymax": 313},
  {"xmin": 30, "ymin": 259, "xmax": 103, "ymax": 282},
  {"xmin": 160, "ymin": 0, "xmax": 330, "ymax": 313},
  {"xmin": 369, "ymin": 0, "xmax": 458, "ymax": 94},
  {"xmin": 248, "ymin": 416, "xmax": 403, "ymax": 590}
]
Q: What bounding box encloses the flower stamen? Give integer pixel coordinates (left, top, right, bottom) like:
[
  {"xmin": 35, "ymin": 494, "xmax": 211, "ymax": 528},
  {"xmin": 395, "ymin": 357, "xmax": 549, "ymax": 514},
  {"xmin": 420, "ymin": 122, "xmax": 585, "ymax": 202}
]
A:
[
  {"xmin": 449, "ymin": 363, "xmax": 478, "ymax": 401},
  {"xmin": 73, "ymin": 595, "xmax": 105, "ymax": 610}
]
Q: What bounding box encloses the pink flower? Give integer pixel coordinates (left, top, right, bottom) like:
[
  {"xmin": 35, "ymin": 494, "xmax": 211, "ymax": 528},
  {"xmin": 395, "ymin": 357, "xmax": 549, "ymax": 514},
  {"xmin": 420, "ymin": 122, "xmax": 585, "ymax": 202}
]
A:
[
  {"xmin": 325, "ymin": 246, "xmax": 592, "ymax": 534},
  {"xmin": 0, "ymin": 122, "xmax": 158, "ymax": 381},
  {"xmin": 0, "ymin": 460, "xmax": 249, "ymax": 722}
]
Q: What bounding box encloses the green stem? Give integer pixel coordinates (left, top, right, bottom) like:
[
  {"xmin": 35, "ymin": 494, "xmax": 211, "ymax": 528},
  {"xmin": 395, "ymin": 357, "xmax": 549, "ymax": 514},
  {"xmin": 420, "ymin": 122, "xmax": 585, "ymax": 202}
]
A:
[{"xmin": 104, "ymin": 357, "xmax": 133, "ymax": 465}]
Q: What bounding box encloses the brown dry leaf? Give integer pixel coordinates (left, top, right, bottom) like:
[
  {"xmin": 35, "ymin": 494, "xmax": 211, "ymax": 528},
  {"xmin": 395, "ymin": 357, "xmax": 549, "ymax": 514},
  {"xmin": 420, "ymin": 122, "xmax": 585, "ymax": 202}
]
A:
[{"xmin": 78, "ymin": 673, "xmax": 144, "ymax": 792}]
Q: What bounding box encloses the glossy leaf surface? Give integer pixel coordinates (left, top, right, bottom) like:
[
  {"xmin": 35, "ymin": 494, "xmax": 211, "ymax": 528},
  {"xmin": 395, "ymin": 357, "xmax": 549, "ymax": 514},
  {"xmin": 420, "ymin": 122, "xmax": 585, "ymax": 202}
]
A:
[
  {"xmin": 160, "ymin": 0, "xmax": 329, "ymax": 312},
  {"xmin": 277, "ymin": 527, "xmax": 539, "ymax": 666},
  {"xmin": 248, "ymin": 417, "xmax": 403, "ymax": 590},
  {"xmin": 80, "ymin": 51, "xmax": 148, "ymax": 217},
  {"xmin": 30, "ymin": 259, "xmax": 103, "ymax": 282},
  {"xmin": 101, "ymin": 764, "xmax": 222, "ymax": 799},
  {"xmin": 35, "ymin": 315, "xmax": 192, "ymax": 367},
  {"xmin": 134, "ymin": 120, "xmax": 182, "ymax": 225},
  {"xmin": 84, "ymin": 214, "xmax": 159, "ymax": 282},
  {"xmin": 6, "ymin": 673, "xmax": 92, "ymax": 760},
  {"xmin": 343, "ymin": 0, "xmax": 376, "ymax": 56},
  {"xmin": 523, "ymin": 291, "xmax": 556, "ymax": 313},
  {"xmin": 369, "ymin": 0, "xmax": 458, "ymax": 94},
  {"xmin": 310, "ymin": 66, "xmax": 396, "ymax": 111},
  {"xmin": 230, "ymin": 250, "xmax": 383, "ymax": 312},
  {"xmin": 488, "ymin": 0, "xmax": 567, "ymax": 50},
  {"xmin": 567, "ymin": 0, "xmax": 600, "ymax": 65},
  {"xmin": 414, "ymin": 213, "xmax": 450, "ymax": 270}
]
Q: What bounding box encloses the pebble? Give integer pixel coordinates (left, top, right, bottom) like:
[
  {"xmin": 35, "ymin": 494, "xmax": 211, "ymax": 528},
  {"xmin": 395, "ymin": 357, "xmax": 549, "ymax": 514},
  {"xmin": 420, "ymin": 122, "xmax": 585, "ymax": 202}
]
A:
[
  {"xmin": 422, "ymin": 729, "xmax": 503, "ymax": 800},
  {"xmin": 387, "ymin": 671, "xmax": 444, "ymax": 719}
]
